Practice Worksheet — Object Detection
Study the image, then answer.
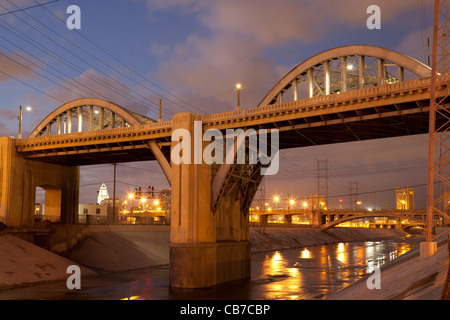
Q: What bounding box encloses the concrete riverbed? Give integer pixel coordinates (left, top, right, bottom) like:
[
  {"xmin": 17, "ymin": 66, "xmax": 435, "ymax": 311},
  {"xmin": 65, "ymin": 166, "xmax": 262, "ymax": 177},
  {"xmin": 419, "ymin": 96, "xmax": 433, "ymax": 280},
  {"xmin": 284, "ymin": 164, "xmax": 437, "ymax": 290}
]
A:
[{"xmin": 0, "ymin": 225, "xmax": 448, "ymax": 299}]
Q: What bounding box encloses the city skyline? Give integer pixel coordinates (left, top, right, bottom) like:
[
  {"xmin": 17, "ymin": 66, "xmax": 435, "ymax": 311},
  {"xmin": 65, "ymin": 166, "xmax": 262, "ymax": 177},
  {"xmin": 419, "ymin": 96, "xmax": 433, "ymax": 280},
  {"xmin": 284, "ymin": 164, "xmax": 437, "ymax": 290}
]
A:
[{"xmin": 0, "ymin": 0, "xmax": 435, "ymax": 207}]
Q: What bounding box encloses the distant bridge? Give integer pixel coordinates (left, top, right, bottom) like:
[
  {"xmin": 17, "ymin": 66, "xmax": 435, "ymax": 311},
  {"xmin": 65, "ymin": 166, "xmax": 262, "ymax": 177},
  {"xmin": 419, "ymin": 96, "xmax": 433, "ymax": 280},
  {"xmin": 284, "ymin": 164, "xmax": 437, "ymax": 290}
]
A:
[{"xmin": 252, "ymin": 208, "xmax": 429, "ymax": 230}]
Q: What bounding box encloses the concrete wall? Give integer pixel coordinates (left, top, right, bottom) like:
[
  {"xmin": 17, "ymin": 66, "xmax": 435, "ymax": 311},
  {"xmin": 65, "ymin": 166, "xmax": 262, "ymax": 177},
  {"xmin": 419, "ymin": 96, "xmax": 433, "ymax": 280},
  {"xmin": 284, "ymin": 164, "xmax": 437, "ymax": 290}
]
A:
[{"xmin": 0, "ymin": 137, "xmax": 79, "ymax": 227}]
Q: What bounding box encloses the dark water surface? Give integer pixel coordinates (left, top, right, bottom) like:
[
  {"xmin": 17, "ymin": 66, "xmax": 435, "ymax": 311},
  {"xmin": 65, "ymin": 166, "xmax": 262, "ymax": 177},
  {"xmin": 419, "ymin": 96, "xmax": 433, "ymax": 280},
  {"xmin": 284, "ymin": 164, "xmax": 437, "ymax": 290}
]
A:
[{"xmin": 0, "ymin": 235, "xmax": 422, "ymax": 300}]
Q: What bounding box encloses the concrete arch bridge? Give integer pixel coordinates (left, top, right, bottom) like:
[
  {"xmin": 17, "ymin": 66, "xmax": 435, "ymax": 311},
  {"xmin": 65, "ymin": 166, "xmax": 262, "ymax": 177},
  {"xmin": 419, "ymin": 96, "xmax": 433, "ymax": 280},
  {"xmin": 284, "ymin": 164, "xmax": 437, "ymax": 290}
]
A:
[
  {"xmin": 318, "ymin": 209, "xmax": 429, "ymax": 231},
  {"xmin": 1, "ymin": 45, "xmax": 449, "ymax": 288}
]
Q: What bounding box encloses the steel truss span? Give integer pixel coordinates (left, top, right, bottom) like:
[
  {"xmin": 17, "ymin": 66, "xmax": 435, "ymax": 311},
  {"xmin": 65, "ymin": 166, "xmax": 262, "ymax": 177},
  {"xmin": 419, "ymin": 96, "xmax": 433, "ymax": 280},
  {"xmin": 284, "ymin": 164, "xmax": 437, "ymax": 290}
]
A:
[
  {"xmin": 258, "ymin": 45, "xmax": 432, "ymax": 107},
  {"xmin": 30, "ymin": 98, "xmax": 156, "ymax": 138}
]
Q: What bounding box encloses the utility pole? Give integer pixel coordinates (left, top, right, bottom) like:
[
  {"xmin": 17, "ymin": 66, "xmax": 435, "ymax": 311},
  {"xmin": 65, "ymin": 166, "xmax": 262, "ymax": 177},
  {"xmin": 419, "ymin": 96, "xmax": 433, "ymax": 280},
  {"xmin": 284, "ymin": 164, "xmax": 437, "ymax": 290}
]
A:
[
  {"xmin": 18, "ymin": 105, "xmax": 22, "ymax": 139},
  {"xmin": 349, "ymin": 181, "xmax": 358, "ymax": 210},
  {"xmin": 113, "ymin": 163, "xmax": 116, "ymax": 224},
  {"xmin": 316, "ymin": 159, "xmax": 328, "ymax": 208}
]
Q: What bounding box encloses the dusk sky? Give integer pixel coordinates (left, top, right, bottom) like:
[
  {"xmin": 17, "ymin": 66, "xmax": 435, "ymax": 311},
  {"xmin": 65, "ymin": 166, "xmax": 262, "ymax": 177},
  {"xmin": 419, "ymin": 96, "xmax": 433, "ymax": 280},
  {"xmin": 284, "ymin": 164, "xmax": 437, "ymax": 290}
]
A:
[{"xmin": 0, "ymin": 0, "xmax": 435, "ymax": 208}]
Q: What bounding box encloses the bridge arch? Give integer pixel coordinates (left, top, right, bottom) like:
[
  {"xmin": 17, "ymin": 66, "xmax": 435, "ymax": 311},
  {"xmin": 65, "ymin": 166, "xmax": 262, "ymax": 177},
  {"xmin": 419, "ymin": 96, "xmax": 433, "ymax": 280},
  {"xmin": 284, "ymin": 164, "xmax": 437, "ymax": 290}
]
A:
[
  {"xmin": 30, "ymin": 98, "xmax": 155, "ymax": 137},
  {"xmin": 319, "ymin": 212, "xmax": 427, "ymax": 231},
  {"xmin": 258, "ymin": 45, "xmax": 432, "ymax": 107}
]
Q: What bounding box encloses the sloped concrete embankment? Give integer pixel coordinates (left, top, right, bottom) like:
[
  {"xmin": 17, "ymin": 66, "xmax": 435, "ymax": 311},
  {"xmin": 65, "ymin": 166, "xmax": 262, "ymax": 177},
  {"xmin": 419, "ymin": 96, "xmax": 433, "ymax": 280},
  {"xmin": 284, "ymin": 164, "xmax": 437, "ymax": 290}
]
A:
[
  {"xmin": 328, "ymin": 231, "xmax": 449, "ymax": 300},
  {"xmin": 0, "ymin": 234, "xmax": 96, "ymax": 289},
  {"xmin": 62, "ymin": 229, "xmax": 170, "ymax": 272}
]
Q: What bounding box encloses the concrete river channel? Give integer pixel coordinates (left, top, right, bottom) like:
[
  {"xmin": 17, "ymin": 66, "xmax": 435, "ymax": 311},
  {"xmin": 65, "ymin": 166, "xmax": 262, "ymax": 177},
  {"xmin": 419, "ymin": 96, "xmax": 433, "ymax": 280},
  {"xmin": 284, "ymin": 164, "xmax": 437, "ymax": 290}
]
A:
[{"xmin": 0, "ymin": 234, "xmax": 423, "ymax": 300}]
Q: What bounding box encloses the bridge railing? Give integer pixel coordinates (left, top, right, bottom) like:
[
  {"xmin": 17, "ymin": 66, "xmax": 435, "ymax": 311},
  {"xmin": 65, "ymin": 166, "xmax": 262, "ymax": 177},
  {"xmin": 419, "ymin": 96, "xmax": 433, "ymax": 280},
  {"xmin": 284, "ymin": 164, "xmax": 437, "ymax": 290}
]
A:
[
  {"xmin": 16, "ymin": 119, "xmax": 173, "ymax": 147},
  {"xmin": 202, "ymin": 73, "xmax": 449, "ymax": 124},
  {"xmin": 14, "ymin": 73, "xmax": 449, "ymax": 146}
]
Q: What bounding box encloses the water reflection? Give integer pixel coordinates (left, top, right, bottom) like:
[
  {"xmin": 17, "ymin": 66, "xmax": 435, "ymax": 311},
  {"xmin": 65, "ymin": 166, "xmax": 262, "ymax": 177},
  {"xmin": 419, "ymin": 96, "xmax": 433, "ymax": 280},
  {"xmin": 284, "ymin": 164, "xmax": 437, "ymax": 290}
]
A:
[
  {"xmin": 0, "ymin": 237, "xmax": 422, "ymax": 300},
  {"xmin": 252, "ymin": 238, "xmax": 421, "ymax": 300},
  {"xmin": 300, "ymin": 248, "xmax": 311, "ymax": 259}
]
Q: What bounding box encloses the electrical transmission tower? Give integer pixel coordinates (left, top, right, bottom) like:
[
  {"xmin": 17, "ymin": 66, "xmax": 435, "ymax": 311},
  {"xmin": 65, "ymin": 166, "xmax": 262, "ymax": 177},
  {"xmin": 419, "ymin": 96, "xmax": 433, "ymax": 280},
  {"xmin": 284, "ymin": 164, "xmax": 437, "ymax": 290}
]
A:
[
  {"xmin": 349, "ymin": 181, "xmax": 359, "ymax": 210},
  {"xmin": 426, "ymin": 0, "xmax": 450, "ymax": 243},
  {"xmin": 254, "ymin": 177, "xmax": 266, "ymax": 212}
]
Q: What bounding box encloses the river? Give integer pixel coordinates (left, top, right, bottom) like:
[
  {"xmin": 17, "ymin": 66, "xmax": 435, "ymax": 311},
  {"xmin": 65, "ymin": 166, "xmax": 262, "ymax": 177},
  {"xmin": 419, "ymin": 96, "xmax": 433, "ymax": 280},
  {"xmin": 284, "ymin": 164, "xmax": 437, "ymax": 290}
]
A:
[{"xmin": 0, "ymin": 235, "xmax": 423, "ymax": 300}]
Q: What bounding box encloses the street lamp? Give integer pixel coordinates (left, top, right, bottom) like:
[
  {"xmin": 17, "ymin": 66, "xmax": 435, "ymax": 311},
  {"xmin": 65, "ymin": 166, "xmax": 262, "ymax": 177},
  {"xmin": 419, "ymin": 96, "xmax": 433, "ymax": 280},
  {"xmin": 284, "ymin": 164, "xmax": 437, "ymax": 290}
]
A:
[
  {"xmin": 128, "ymin": 193, "xmax": 134, "ymax": 215},
  {"xmin": 273, "ymin": 195, "xmax": 279, "ymax": 210},
  {"xmin": 141, "ymin": 198, "xmax": 147, "ymax": 213},
  {"xmin": 235, "ymin": 83, "xmax": 241, "ymax": 111},
  {"xmin": 17, "ymin": 105, "xmax": 32, "ymax": 139},
  {"xmin": 288, "ymin": 199, "xmax": 295, "ymax": 214}
]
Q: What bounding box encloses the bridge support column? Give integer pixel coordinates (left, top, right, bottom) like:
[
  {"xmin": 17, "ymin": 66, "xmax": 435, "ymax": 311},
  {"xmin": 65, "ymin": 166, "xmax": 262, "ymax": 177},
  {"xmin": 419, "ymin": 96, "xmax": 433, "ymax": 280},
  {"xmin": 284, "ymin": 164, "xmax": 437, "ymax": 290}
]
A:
[
  {"xmin": 169, "ymin": 113, "xmax": 250, "ymax": 288},
  {"xmin": 0, "ymin": 137, "xmax": 79, "ymax": 227}
]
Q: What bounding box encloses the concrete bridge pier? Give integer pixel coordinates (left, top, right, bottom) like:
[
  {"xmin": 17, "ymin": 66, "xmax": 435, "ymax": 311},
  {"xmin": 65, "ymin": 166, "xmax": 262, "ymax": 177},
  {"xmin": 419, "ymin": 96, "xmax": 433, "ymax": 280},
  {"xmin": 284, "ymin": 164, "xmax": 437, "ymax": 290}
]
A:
[
  {"xmin": 0, "ymin": 137, "xmax": 79, "ymax": 227},
  {"xmin": 169, "ymin": 113, "xmax": 250, "ymax": 288}
]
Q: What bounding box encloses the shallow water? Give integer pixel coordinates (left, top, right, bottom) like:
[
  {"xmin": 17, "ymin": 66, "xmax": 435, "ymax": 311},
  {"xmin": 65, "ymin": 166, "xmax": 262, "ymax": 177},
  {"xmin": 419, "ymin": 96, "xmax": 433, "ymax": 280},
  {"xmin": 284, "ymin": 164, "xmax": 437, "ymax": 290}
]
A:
[{"xmin": 0, "ymin": 236, "xmax": 422, "ymax": 300}]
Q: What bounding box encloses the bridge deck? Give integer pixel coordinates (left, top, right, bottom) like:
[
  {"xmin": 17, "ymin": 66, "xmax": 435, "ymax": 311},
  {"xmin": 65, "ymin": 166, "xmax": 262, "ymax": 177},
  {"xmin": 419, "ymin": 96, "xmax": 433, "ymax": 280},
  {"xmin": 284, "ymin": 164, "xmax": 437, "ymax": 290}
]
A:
[{"xmin": 15, "ymin": 74, "xmax": 449, "ymax": 166}]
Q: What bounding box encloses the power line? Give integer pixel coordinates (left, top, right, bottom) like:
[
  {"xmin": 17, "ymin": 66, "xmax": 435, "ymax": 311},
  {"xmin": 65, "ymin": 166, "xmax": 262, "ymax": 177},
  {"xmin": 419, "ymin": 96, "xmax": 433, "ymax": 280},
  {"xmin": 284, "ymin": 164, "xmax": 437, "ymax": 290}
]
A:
[
  {"xmin": 0, "ymin": 0, "xmax": 60, "ymax": 17},
  {"xmin": 0, "ymin": 21, "xmax": 168, "ymax": 119},
  {"xmin": 23, "ymin": 0, "xmax": 193, "ymax": 117},
  {"xmin": 0, "ymin": 49, "xmax": 106, "ymax": 100},
  {"xmin": 0, "ymin": 69, "xmax": 65, "ymax": 103},
  {"xmin": 49, "ymin": 13, "xmax": 209, "ymax": 115},
  {"xmin": 325, "ymin": 181, "xmax": 435, "ymax": 200},
  {"xmin": 0, "ymin": 2, "xmax": 172, "ymax": 118}
]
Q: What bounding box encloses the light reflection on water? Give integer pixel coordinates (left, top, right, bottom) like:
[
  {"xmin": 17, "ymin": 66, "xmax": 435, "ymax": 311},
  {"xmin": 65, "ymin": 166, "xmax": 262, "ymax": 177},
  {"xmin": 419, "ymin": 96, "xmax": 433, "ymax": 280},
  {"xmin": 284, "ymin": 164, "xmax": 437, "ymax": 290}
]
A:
[
  {"xmin": 0, "ymin": 237, "xmax": 422, "ymax": 300},
  {"xmin": 249, "ymin": 238, "xmax": 419, "ymax": 300}
]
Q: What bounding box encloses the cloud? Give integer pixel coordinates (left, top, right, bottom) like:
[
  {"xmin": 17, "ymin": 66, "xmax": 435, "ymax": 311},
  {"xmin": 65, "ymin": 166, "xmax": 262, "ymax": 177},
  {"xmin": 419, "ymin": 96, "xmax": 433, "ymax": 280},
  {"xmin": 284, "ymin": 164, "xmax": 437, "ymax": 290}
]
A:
[
  {"xmin": 0, "ymin": 108, "xmax": 16, "ymax": 121},
  {"xmin": 146, "ymin": 0, "xmax": 425, "ymax": 114},
  {"xmin": 0, "ymin": 109, "xmax": 17, "ymax": 137},
  {"xmin": 0, "ymin": 50, "xmax": 40, "ymax": 82},
  {"xmin": 28, "ymin": 69, "xmax": 161, "ymax": 119}
]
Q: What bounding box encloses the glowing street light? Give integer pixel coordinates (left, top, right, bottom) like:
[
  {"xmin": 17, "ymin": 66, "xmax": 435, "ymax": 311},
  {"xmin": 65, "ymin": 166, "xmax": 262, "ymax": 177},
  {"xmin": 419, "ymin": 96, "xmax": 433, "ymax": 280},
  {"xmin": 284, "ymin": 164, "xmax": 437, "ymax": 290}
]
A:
[
  {"xmin": 128, "ymin": 193, "xmax": 135, "ymax": 215},
  {"xmin": 18, "ymin": 105, "xmax": 32, "ymax": 139},
  {"xmin": 288, "ymin": 199, "xmax": 295, "ymax": 214},
  {"xmin": 273, "ymin": 195, "xmax": 280, "ymax": 210},
  {"xmin": 235, "ymin": 83, "xmax": 242, "ymax": 111}
]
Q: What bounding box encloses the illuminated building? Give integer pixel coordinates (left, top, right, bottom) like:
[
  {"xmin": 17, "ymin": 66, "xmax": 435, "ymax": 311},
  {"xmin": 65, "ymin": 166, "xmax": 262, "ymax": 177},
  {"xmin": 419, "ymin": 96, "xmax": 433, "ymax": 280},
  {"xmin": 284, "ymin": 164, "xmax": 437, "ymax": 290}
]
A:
[
  {"xmin": 97, "ymin": 182, "xmax": 109, "ymax": 205},
  {"xmin": 396, "ymin": 186, "xmax": 414, "ymax": 210}
]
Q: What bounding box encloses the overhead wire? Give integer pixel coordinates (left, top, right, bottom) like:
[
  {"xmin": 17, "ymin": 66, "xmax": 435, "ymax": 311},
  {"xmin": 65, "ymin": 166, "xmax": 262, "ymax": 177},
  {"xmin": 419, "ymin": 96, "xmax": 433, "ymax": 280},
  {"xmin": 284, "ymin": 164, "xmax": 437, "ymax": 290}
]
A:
[
  {"xmin": 0, "ymin": 0, "xmax": 60, "ymax": 17},
  {"xmin": 32, "ymin": 0, "xmax": 209, "ymax": 115},
  {"xmin": 0, "ymin": 45, "xmax": 110, "ymax": 100},
  {"xmin": 0, "ymin": 69, "xmax": 65, "ymax": 103},
  {"xmin": 0, "ymin": 2, "xmax": 173, "ymax": 118},
  {"xmin": 29, "ymin": 0, "xmax": 209, "ymax": 116},
  {"xmin": 0, "ymin": 20, "xmax": 166, "ymax": 116}
]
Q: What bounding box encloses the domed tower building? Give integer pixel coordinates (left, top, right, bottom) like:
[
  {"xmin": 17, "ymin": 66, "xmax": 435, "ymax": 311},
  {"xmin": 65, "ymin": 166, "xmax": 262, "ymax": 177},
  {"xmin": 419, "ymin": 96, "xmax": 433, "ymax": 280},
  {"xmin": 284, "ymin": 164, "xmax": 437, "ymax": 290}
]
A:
[{"xmin": 97, "ymin": 183, "xmax": 109, "ymax": 205}]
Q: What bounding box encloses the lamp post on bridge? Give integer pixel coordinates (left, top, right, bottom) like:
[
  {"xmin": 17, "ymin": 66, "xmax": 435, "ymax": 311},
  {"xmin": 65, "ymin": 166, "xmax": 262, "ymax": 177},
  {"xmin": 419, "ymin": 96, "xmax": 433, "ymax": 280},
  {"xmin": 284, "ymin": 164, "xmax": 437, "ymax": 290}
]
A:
[
  {"xmin": 235, "ymin": 83, "xmax": 241, "ymax": 111},
  {"xmin": 17, "ymin": 105, "xmax": 32, "ymax": 139}
]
